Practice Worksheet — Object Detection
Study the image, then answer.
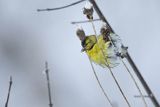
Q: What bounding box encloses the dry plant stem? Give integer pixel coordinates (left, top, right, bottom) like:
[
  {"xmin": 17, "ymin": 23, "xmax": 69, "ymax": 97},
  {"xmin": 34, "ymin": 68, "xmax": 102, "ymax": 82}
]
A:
[
  {"xmin": 5, "ymin": 76, "xmax": 13, "ymax": 107},
  {"xmin": 89, "ymin": 0, "xmax": 159, "ymax": 106},
  {"xmin": 45, "ymin": 62, "xmax": 53, "ymax": 107},
  {"xmin": 89, "ymin": 58, "xmax": 114, "ymax": 107},
  {"xmin": 107, "ymin": 31, "xmax": 147, "ymax": 107},
  {"xmin": 71, "ymin": 19, "xmax": 101, "ymax": 24},
  {"xmin": 90, "ymin": 19, "xmax": 131, "ymax": 107},
  {"xmin": 37, "ymin": 0, "xmax": 86, "ymax": 12},
  {"xmin": 121, "ymin": 59, "xmax": 148, "ymax": 107},
  {"xmin": 134, "ymin": 95, "xmax": 150, "ymax": 98},
  {"xmin": 106, "ymin": 65, "xmax": 131, "ymax": 107}
]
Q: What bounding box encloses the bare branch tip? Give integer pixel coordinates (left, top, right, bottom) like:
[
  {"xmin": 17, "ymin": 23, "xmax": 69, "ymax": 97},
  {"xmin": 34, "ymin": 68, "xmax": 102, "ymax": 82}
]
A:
[
  {"xmin": 9, "ymin": 76, "xmax": 13, "ymax": 84},
  {"xmin": 45, "ymin": 61, "xmax": 48, "ymax": 68},
  {"xmin": 37, "ymin": 9, "xmax": 40, "ymax": 12}
]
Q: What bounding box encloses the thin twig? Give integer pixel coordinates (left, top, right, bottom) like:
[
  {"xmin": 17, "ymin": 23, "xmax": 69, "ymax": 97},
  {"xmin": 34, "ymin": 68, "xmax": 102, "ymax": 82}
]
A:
[
  {"xmin": 45, "ymin": 62, "xmax": 53, "ymax": 107},
  {"xmin": 134, "ymin": 95, "xmax": 150, "ymax": 98},
  {"xmin": 106, "ymin": 66, "xmax": 131, "ymax": 107},
  {"xmin": 5, "ymin": 76, "xmax": 13, "ymax": 107},
  {"xmin": 89, "ymin": 58, "xmax": 114, "ymax": 107},
  {"xmin": 121, "ymin": 60, "xmax": 148, "ymax": 107},
  {"xmin": 71, "ymin": 19, "xmax": 101, "ymax": 24},
  {"xmin": 37, "ymin": 0, "xmax": 86, "ymax": 12}
]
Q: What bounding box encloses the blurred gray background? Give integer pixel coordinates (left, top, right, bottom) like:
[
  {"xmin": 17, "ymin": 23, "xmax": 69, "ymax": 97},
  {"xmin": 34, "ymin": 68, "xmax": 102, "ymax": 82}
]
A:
[{"xmin": 0, "ymin": 0, "xmax": 160, "ymax": 107}]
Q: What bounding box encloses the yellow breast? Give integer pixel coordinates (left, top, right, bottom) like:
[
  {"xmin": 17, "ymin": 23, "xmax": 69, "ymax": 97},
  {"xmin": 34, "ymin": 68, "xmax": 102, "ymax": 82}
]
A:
[{"xmin": 86, "ymin": 35, "xmax": 111, "ymax": 67}]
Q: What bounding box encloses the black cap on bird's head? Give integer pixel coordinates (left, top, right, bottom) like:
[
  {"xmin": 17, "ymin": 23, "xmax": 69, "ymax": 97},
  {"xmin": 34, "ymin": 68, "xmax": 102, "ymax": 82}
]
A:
[{"xmin": 76, "ymin": 27, "xmax": 86, "ymax": 42}]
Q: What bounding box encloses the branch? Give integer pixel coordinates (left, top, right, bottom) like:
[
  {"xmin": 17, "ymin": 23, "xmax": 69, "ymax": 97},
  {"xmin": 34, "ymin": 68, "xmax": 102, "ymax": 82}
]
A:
[
  {"xmin": 71, "ymin": 19, "xmax": 101, "ymax": 24},
  {"xmin": 134, "ymin": 95, "xmax": 150, "ymax": 98},
  {"xmin": 37, "ymin": 0, "xmax": 86, "ymax": 12},
  {"xmin": 45, "ymin": 62, "xmax": 53, "ymax": 107},
  {"xmin": 5, "ymin": 76, "xmax": 13, "ymax": 107}
]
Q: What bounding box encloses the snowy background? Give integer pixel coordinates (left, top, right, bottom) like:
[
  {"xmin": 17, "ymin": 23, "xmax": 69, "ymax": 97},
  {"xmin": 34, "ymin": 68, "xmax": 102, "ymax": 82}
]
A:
[{"xmin": 0, "ymin": 0, "xmax": 160, "ymax": 107}]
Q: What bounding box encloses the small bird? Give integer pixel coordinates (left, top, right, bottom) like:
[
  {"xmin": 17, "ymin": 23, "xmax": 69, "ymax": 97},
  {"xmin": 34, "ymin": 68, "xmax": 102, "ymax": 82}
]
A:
[{"xmin": 76, "ymin": 28, "xmax": 119, "ymax": 68}]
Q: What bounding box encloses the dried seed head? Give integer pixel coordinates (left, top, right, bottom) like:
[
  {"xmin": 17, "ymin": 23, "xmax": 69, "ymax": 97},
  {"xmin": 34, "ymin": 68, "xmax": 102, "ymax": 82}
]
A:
[
  {"xmin": 76, "ymin": 27, "xmax": 86, "ymax": 41},
  {"xmin": 100, "ymin": 23, "xmax": 110, "ymax": 35},
  {"xmin": 100, "ymin": 22, "xmax": 111, "ymax": 42},
  {"xmin": 83, "ymin": 2, "xmax": 93, "ymax": 19}
]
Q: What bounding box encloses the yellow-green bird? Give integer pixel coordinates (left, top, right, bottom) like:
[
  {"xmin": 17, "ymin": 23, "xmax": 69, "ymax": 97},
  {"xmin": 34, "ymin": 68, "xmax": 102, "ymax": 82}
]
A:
[{"xmin": 76, "ymin": 28, "xmax": 119, "ymax": 68}]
